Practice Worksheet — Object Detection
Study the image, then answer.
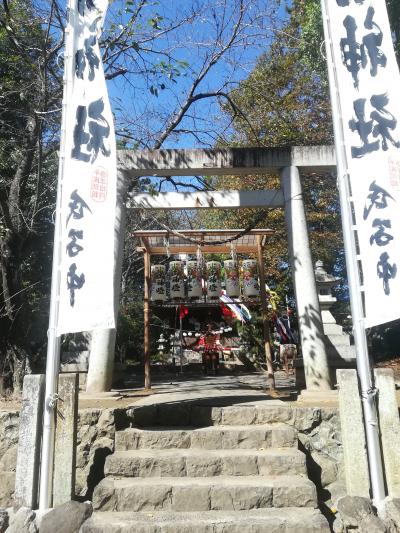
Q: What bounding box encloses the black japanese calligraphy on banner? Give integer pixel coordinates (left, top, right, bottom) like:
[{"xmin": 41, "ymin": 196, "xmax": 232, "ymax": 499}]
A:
[
  {"xmin": 57, "ymin": 0, "xmax": 116, "ymax": 334},
  {"xmin": 349, "ymin": 93, "xmax": 400, "ymax": 158},
  {"xmin": 377, "ymin": 252, "xmax": 397, "ymax": 295},
  {"xmin": 65, "ymin": 189, "xmax": 92, "ymax": 306},
  {"xmin": 363, "ymin": 180, "xmax": 394, "ymax": 219},
  {"xmin": 67, "ymin": 263, "xmax": 85, "ymax": 306},
  {"xmin": 71, "ymin": 98, "xmax": 111, "ymax": 163},
  {"xmin": 340, "ymin": 7, "xmax": 386, "ymax": 88},
  {"xmin": 336, "ymin": 0, "xmax": 365, "ymax": 6},
  {"xmin": 78, "ymin": 0, "xmax": 96, "ymax": 16},
  {"xmin": 325, "ymin": 0, "xmax": 400, "ymax": 327},
  {"xmin": 75, "ymin": 26, "xmax": 100, "ymax": 82},
  {"xmin": 66, "ymin": 229, "xmax": 84, "ymax": 257},
  {"xmin": 67, "ymin": 189, "xmax": 92, "ymax": 225}
]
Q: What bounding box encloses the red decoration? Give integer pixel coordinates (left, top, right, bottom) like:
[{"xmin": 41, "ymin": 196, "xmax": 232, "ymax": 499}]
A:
[
  {"xmin": 220, "ymin": 304, "xmax": 234, "ymax": 319},
  {"xmin": 179, "ymin": 304, "xmax": 189, "ymax": 319}
]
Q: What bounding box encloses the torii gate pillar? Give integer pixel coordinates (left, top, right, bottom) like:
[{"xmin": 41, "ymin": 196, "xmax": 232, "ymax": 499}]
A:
[
  {"xmin": 86, "ymin": 171, "xmax": 127, "ymax": 393},
  {"xmin": 281, "ymin": 166, "xmax": 332, "ymax": 391}
]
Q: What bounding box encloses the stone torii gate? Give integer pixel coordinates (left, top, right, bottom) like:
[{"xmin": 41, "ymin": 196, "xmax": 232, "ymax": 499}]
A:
[{"xmin": 86, "ymin": 145, "xmax": 337, "ymax": 393}]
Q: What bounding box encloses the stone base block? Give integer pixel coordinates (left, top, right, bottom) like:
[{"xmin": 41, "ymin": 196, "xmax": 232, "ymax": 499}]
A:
[
  {"xmin": 93, "ymin": 475, "xmax": 318, "ymax": 512},
  {"xmin": 104, "ymin": 448, "xmax": 306, "ymax": 478},
  {"xmin": 116, "ymin": 423, "xmax": 297, "ymax": 451},
  {"xmin": 81, "ymin": 508, "xmax": 330, "ymax": 533}
]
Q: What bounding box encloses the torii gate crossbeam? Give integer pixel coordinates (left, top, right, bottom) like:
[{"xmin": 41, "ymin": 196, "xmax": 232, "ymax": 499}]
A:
[{"xmin": 86, "ymin": 146, "xmax": 336, "ymax": 393}]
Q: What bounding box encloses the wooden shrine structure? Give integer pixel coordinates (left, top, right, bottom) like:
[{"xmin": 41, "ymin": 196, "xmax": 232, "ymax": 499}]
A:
[{"xmin": 134, "ymin": 228, "xmax": 275, "ymax": 389}]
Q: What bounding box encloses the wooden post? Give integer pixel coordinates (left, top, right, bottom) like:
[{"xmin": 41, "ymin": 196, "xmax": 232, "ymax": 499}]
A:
[
  {"xmin": 144, "ymin": 247, "xmax": 151, "ymax": 389},
  {"xmin": 257, "ymin": 236, "xmax": 275, "ymax": 390}
]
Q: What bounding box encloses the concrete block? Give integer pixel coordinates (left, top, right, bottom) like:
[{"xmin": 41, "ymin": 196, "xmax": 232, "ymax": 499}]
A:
[
  {"xmin": 256, "ymin": 449, "xmax": 306, "ymax": 476},
  {"xmin": 0, "ymin": 472, "xmax": 15, "ymax": 507},
  {"xmin": 220, "ymin": 406, "xmax": 256, "ymax": 425},
  {"xmin": 270, "ymin": 424, "xmax": 297, "ymax": 447},
  {"xmin": 93, "ymin": 476, "xmax": 317, "ymax": 513},
  {"xmin": 104, "ymin": 449, "xmax": 306, "ymax": 479},
  {"xmin": 374, "ymin": 369, "xmax": 400, "ymax": 498},
  {"xmin": 210, "ymin": 484, "xmax": 272, "ymax": 511},
  {"xmin": 190, "ymin": 428, "xmax": 222, "ymax": 450},
  {"xmin": 255, "ymin": 406, "xmax": 292, "ymax": 424},
  {"xmin": 53, "ymin": 373, "xmax": 79, "ymax": 506},
  {"xmin": 81, "ymin": 508, "xmax": 330, "ymax": 533},
  {"xmin": 272, "ymin": 478, "xmax": 317, "ymax": 508},
  {"xmin": 116, "ymin": 428, "xmax": 191, "ymax": 451},
  {"xmin": 187, "ymin": 455, "xmax": 223, "ymax": 477},
  {"xmin": 189, "ymin": 405, "xmax": 222, "ymax": 426},
  {"xmin": 172, "ymin": 486, "xmax": 210, "ymax": 511},
  {"xmin": 14, "ymin": 374, "xmax": 45, "ymax": 508},
  {"xmin": 337, "ymin": 369, "xmax": 370, "ymax": 498},
  {"xmin": 221, "ymin": 455, "xmax": 258, "ymax": 476}
]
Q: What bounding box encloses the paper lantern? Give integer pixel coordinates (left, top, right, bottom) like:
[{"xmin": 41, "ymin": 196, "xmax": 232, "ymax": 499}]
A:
[
  {"xmin": 224, "ymin": 260, "xmax": 240, "ymax": 298},
  {"xmin": 242, "ymin": 259, "xmax": 259, "ymax": 297},
  {"xmin": 151, "ymin": 265, "xmax": 166, "ymax": 302},
  {"xmin": 206, "ymin": 261, "xmax": 222, "ymax": 300},
  {"xmin": 187, "ymin": 260, "xmax": 203, "ymax": 299},
  {"xmin": 169, "ymin": 260, "xmax": 185, "ymax": 299}
]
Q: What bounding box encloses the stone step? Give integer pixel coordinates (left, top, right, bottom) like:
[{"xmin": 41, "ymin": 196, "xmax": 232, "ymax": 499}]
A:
[
  {"xmin": 116, "ymin": 423, "xmax": 297, "ymax": 451},
  {"xmin": 93, "ymin": 475, "xmax": 317, "ymax": 512},
  {"xmin": 128, "ymin": 403, "xmax": 295, "ymax": 427},
  {"xmin": 105, "ymin": 448, "xmax": 306, "ymax": 478},
  {"xmin": 82, "ymin": 508, "xmax": 330, "ymax": 533}
]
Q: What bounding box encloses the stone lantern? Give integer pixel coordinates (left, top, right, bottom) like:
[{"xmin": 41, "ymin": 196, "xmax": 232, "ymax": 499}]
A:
[
  {"xmin": 314, "ymin": 260, "xmax": 356, "ymax": 364},
  {"xmin": 314, "ymin": 260, "xmax": 340, "ymax": 326}
]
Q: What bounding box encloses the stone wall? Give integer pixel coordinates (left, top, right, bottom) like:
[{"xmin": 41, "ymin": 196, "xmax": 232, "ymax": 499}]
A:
[
  {"xmin": 0, "ymin": 411, "xmax": 19, "ymax": 507},
  {"xmin": 291, "ymin": 407, "xmax": 344, "ymax": 492},
  {"xmin": 0, "ymin": 405, "xmax": 343, "ymax": 507}
]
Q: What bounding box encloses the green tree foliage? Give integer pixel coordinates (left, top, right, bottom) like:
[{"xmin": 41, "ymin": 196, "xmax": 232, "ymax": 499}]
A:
[
  {"xmin": 203, "ymin": 0, "xmax": 400, "ymax": 357},
  {"xmin": 0, "ymin": 0, "xmax": 62, "ymax": 389},
  {"xmin": 201, "ymin": 1, "xmax": 342, "ymax": 307},
  {"xmin": 299, "ymin": 0, "xmax": 400, "ymax": 74}
]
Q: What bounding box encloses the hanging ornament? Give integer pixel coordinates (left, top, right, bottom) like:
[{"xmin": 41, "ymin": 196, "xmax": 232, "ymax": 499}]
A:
[
  {"xmin": 241, "ymin": 259, "xmax": 260, "ymax": 297},
  {"xmin": 224, "ymin": 259, "xmax": 240, "ymax": 298},
  {"xmin": 187, "ymin": 260, "xmax": 203, "ymax": 299},
  {"xmin": 206, "ymin": 261, "xmax": 222, "ymax": 300},
  {"xmin": 151, "ymin": 264, "xmax": 167, "ymax": 302},
  {"xmin": 169, "ymin": 260, "xmax": 185, "ymax": 299}
]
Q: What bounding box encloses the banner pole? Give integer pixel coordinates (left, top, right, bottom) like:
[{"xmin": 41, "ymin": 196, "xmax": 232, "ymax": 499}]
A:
[
  {"xmin": 39, "ymin": 0, "xmax": 75, "ymax": 510},
  {"xmin": 321, "ymin": 0, "xmax": 385, "ymax": 507}
]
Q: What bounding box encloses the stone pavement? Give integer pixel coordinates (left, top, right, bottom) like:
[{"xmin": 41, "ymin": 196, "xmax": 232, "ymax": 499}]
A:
[{"xmin": 80, "ymin": 369, "xmax": 342, "ymax": 410}]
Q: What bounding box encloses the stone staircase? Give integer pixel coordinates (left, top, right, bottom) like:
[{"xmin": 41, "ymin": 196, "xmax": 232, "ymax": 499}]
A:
[{"xmin": 82, "ymin": 402, "xmax": 330, "ymax": 532}]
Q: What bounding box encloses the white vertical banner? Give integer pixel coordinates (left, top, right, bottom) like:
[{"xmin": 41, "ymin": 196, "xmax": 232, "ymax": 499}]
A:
[
  {"xmin": 57, "ymin": 0, "xmax": 116, "ymax": 334},
  {"xmin": 326, "ymin": 0, "xmax": 400, "ymax": 328}
]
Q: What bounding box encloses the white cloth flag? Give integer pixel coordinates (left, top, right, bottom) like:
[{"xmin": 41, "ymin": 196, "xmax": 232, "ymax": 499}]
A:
[
  {"xmin": 325, "ymin": 0, "xmax": 400, "ymax": 328},
  {"xmin": 57, "ymin": 0, "xmax": 116, "ymax": 334}
]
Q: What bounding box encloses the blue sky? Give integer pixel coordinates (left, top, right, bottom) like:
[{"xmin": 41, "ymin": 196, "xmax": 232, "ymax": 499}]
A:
[{"xmin": 104, "ymin": 1, "xmax": 291, "ymax": 150}]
